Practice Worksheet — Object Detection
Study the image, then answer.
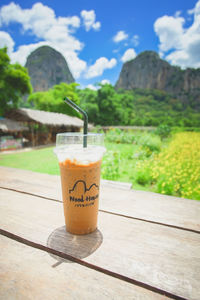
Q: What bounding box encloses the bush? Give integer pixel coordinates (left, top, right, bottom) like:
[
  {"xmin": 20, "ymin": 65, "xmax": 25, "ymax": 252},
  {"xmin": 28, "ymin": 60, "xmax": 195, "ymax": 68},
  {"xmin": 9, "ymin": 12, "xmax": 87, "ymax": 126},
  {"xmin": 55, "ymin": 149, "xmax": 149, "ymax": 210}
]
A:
[
  {"xmin": 105, "ymin": 129, "xmax": 136, "ymax": 144},
  {"xmin": 136, "ymin": 133, "xmax": 161, "ymax": 153},
  {"xmin": 136, "ymin": 132, "xmax": 200, "ymax": 200},
  {"xmin": 154, "ymin": 124, "xmax": 171, "ymax": 139},
  {"xmin": 156, "ymin": 179, "xmax": 174, "ymax": 196},
  {"xmin": 101, "ymin": 150, "xmax": 120, "ymax": 180},
  {"xmin": 135, "ymin": 167, "xmax": 152, "ymax": 185}
]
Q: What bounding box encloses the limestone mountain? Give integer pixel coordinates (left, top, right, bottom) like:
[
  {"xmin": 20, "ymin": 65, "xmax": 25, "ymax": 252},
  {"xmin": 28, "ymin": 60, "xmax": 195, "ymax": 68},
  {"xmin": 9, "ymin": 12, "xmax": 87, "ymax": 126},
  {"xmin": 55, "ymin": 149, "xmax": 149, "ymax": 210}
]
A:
[
  {"xmin": 116, "ymin": 51, "xmax": 200, "ymax": 109},
  {"xmin": 25, "ymin": 46, "xmax": 74, "ymax": 92}
]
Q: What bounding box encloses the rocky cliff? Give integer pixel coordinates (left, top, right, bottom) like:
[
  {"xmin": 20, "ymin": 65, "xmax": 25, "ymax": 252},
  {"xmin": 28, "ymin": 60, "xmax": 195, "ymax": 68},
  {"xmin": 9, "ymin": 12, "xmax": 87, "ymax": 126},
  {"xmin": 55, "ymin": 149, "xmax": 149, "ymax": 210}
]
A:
[
  {"xmin": 116, "ymin": 51, "xmax": 200, "ymax": 108},
  {"xmin": 25, "ymin": 46, "xmax": 74, "ymax": 92}
]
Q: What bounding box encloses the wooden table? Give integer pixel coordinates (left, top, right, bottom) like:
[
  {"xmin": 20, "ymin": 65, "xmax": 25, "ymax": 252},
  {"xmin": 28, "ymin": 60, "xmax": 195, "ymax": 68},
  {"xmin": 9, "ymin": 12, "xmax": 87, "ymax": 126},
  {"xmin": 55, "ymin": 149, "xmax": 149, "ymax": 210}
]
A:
[{"xmin": 0, "ymin": 166, "xmax": 200, "ymax": 300}]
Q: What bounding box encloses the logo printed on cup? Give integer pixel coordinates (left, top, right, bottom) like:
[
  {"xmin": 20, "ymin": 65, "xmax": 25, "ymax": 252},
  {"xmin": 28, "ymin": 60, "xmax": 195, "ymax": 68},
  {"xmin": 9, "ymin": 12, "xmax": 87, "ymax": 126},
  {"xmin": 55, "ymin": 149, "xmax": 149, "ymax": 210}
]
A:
[{"xmin": 69, "ymin": 180, "xmax": 99, "ymax": 207}]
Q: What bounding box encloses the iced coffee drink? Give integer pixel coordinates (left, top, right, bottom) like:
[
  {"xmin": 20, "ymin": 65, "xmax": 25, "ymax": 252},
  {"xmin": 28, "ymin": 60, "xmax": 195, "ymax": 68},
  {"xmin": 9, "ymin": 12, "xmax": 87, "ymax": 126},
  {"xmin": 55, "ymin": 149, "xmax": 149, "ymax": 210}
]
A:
[{"xmin": 54, "ymin": 133, "xmax": 105, "ymax": 235}]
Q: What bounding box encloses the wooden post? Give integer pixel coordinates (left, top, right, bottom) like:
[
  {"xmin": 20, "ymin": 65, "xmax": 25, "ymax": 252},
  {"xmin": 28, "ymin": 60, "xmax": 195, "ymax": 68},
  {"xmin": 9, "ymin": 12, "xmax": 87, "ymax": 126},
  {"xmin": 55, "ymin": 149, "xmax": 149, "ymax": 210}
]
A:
[
  {"xmin": 46, "ymin": 126, "xmax": 52, "ymax": 145},
  {"xmin": 30, "ymin": 123, "xmax": 35, "ymax": 147},
  {"xmin": 36, "ymin": 123, "xmax": 39, "ymax": 146}
]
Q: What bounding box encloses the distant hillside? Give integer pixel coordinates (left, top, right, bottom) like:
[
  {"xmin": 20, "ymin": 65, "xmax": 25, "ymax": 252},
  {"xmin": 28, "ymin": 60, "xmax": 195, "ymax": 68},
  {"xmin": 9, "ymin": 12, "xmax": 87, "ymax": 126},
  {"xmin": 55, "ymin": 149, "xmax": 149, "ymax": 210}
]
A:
[
  {"xmin": 25, "ymin": 46, "xmax": 74, "ymax": 92},
  {"xmin": 116, "ymin": 51, "xmax": 200, "ymax": 110}
]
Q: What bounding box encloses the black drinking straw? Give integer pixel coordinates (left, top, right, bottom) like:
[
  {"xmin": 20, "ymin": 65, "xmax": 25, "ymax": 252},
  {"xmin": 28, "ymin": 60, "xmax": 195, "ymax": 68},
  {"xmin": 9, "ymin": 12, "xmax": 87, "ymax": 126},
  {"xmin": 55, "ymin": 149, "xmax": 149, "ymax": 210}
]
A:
[{"xmin": 64, "ymin": 97, "xmax": 88, "ymax": 148}]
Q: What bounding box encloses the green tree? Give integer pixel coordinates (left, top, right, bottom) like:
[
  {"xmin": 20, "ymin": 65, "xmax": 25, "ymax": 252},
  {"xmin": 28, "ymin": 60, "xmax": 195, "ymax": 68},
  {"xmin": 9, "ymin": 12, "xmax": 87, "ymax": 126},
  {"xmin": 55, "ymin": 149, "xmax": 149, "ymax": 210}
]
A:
[
  {"xmin": 79, "ymin": 88, "xmax": 99, "ymax": 124},
  {"xmin": 0, "ymin": 47, "xmax": 32, "ymax": 116},
  {"xmin": 28, "ymin": 91, "xmax": 54, "ymax": 112},
  {"xmin": 117, "ymin": 92, "xmax": 134, "ymax": 125},
  {"xmin": 28, "ymin": 82, "xmax": 81, "ymax": 117},
  {"xmin": 96, "ymin": 84, "xmax": 122, "ymax": 125},
  {"xmin": 79, "ymin": 84, "xmax": 122, "ymax": 125}
]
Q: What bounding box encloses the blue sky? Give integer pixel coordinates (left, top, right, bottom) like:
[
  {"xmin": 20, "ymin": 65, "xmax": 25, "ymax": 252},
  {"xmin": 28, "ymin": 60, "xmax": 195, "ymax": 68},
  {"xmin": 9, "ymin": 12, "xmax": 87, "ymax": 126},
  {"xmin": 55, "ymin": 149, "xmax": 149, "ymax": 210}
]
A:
[{"xmin": 0, "ymin": 0, "xmax": 199, "ymax": 89}]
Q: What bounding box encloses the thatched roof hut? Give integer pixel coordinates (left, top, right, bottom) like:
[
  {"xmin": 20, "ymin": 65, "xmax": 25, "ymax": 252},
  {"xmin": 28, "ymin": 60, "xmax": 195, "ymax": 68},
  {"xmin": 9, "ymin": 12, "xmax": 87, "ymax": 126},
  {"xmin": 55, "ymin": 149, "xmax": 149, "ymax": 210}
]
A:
[
  {"xmin": 5, "ymin": 108, "xmax": 90, "ymax": 146},
  {"xmin": 0, "ymin": 118, "xmax": 28, "ymax": 132},
  {"xmin": 6, "ymin": 108, "xmax": 84, "ymax": 128}
]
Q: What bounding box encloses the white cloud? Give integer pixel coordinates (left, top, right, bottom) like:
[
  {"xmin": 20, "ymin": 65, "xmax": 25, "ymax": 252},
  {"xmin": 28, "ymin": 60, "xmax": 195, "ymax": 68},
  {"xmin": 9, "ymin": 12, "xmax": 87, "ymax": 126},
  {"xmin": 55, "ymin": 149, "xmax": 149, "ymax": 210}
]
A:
[
  {"xmin": 92, "ymin": 21, "xmax": 101, "ymax": 31},
  {"xmin": 0, "ymin": 2, "xmax": 87, "ymax": 78},
  {"xmin": 121, "ymin": 48, "xmax": 136, "ymax": 63},
  {"xmin": 154, "ymin": 0, "xmax": 200, "ymax": 68},
  {"xmin": 154, "ymin": 15, "xmax": 184, "ymax": 52},
  {"xmin": 113, "ymin": 30, "xmax": 128, "ymax": 43},
  {"xmin": 57, "ymin": 16, "xmax": 80, "ymax": 30},
  {"xmin": 175, "ymin": 11, "xmax": 182, "ymax": 18},
  {"xmin": 132, "ymin": 34, "xmax": 139, "ymax": 46},
  {"xmin": 0, "ymin": 31, "xmax": 14, "ymax": 55},
  {"xmin": 86, "ymin": 84, "xmax": 98, "ymax": 90},
  {"xmin": 187, "ymin": 1, "xmax": 200, "ymax": 15},
  {"xmin": 101, "ymin": 79, "xmax": 110, "ymax": 85},
  {"xmin": 158, "ymin": 51, "xmax": 164, "ymax": 58},
  {"xmin": 85, "ymin": 57, "xmax": 117, "ymax": 79},
  {"xmin": 81, "ymin": 10, "xmax": 101, "ymax": 31},
  {"xmin": 0, "ymin": 2, "xmax": 56, "ymax": 37}
]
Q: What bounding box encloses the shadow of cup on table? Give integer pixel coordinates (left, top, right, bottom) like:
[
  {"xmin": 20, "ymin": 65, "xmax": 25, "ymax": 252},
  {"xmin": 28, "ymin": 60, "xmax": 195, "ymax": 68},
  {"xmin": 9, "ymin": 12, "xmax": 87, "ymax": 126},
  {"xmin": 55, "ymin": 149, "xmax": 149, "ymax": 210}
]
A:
[{"xmin": 47, "ymin": 226, "xmax": 103, "ymax": 267}]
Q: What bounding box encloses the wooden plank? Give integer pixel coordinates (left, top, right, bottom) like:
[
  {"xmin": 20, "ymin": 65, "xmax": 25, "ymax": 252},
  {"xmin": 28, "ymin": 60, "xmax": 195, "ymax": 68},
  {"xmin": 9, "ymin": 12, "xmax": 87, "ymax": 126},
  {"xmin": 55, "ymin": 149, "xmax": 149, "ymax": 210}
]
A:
[
  {"xmin": 0, "ymin": 235, "xmax": 165, "ymax": 300},
  {"xmin": 101, "ymin": 179, "xmax": 132, "ymax": 190},
  {"xmin": 0, "ymin": 166, "xmax": 200, "ymax": 231},
  {"xmin": 100, "ymin": 188, "xmax": 200, "ymax": 233},
  {"xmin": 0, "ymin": 188, "xmax": 199, "ymax": 300},
  {"xmin": 0, "ymin": 166, "xmax": 62, "ymax": 200}
]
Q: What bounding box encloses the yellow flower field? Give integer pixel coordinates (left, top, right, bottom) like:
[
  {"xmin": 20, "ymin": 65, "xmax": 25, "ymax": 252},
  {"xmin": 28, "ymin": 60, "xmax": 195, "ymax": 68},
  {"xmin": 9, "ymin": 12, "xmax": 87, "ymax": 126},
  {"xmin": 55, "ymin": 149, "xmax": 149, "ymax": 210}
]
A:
[{"xmin": 136, "ymin": 132, "xmax": 200, "ymax": 200}]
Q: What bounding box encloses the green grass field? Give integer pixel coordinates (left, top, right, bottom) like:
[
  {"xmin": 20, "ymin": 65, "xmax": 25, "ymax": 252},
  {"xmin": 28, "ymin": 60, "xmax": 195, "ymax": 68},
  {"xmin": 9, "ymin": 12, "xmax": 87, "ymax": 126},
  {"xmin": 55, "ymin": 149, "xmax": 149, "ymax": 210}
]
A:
[
  {"xmin": 0, "ymin": 143, "xmax": 138, "ymax": 179},
  {"xmin": 1, "ymin": 131, "xmax": 199, "ymax": 200},
  {"xmin": 0, "ymin": 142, "xmax": 147, "ymax": 191},
  {"xmin": 0, "ymin": 147, "xmax": 60, "ymax": 175}
]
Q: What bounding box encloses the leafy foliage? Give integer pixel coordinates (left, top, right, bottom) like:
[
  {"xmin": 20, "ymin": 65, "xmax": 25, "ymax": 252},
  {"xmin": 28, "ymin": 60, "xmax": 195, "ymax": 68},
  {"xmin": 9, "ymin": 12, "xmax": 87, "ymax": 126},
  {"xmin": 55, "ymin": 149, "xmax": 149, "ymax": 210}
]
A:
[
  {"xmin": 0, "ymin": 47, "xmax": 32, "ymax": 116},
  {"xmin": 102, "ymin": 150, "xmax": 121, "ymax": 180},
  {"xmin": 78, "ymin": 88, "xmax": 99, "ymax": 123},
  {"xmin": 79, "ymin": 85, "xmax": 200, "ymax": 127},
  {"xmin": 105, "ymin": 128, "xmax": 136, "ymax": 144},
  {"xmin": 28, "ymin": 82, "xmax": 81, "ymax": 117},
  {"xmin": 154, "ymin": 124, "xmax": 172, "ymax": 139}
]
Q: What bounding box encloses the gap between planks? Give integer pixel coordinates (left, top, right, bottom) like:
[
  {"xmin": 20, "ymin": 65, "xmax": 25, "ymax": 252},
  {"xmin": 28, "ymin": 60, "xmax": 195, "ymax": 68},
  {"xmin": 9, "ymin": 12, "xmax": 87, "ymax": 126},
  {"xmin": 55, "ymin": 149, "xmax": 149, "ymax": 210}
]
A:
[
  {"xmin": 1, "ymin": 186, "xmax": 200, "ymax": 235},
  {"xmin": 0, "ymin": 228, "xmax": 187, "ymax": 300}
]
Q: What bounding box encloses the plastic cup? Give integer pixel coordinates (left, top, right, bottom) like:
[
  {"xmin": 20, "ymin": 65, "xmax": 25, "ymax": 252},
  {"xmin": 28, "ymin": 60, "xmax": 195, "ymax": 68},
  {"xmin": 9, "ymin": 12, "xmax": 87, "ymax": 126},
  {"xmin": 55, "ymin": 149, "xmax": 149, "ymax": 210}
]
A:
[{"xmin": 54, "ymin": 133, "xmax": 106, "ymax": 235}]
